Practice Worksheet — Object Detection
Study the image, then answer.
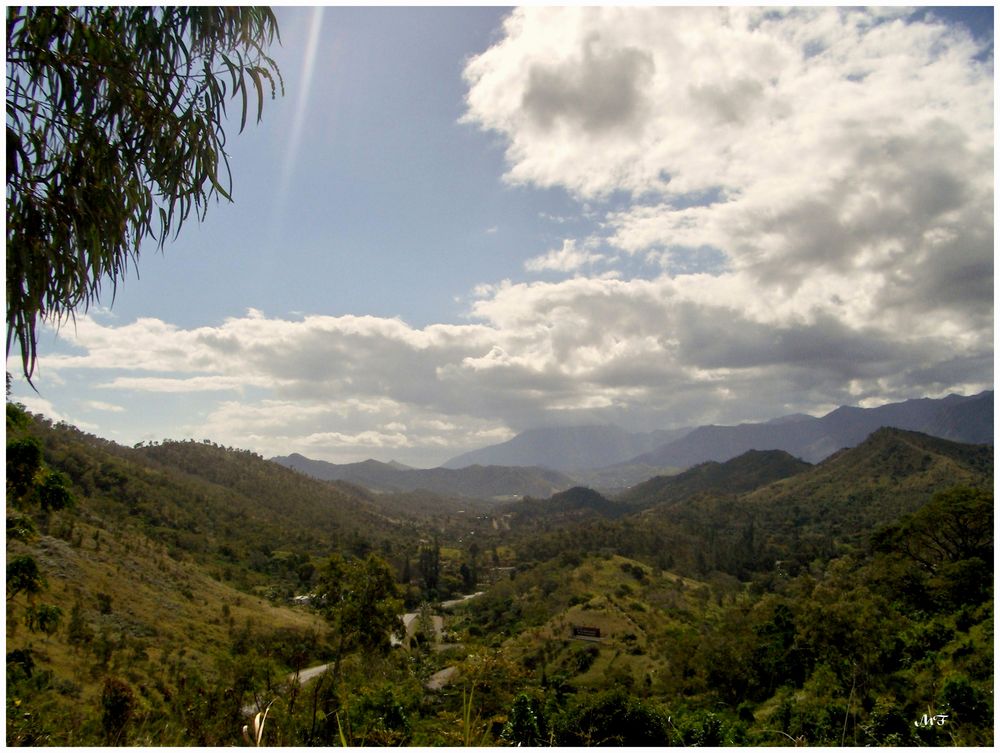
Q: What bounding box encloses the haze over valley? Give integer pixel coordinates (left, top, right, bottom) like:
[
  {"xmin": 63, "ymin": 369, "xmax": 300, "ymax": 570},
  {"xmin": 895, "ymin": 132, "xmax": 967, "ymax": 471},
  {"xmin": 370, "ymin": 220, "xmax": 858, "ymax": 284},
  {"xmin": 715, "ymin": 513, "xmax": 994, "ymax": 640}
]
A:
[{"xmin": 273, "ymin": 391, "xmax": 992, "ymax": 497}]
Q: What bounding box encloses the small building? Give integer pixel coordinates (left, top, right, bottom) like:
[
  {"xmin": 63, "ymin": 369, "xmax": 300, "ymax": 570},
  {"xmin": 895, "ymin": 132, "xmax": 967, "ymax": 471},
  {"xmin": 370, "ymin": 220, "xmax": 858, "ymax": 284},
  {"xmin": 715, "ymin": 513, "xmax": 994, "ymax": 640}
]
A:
[{"xmin": 571, "ymin": 625, "xmax": 601, "ymax": 640}]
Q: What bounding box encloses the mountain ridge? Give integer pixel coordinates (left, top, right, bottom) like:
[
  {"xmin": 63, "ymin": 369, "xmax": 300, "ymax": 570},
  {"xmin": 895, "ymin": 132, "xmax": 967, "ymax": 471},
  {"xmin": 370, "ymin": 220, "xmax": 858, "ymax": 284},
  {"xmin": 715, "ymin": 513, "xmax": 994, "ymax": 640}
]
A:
[
  {"xmin": 271, "ymin": 453, "xmax": 575, "ymax": 500},
  {"xmin": 275, "ymin": 391, "xmax": 990, "ymax": 497},
  {"xmin": 633, "ymin": 390, "xmax": 992, "ymax": 468},
  {"xmin": 619, "ymin": 448, "xmax": 813, "ymax": 509},
  {"xmin": 442, "ymin": 424, "xmax": 691, "ymax": 472},
  {"xmin": 444, "ymin": 390, "xmax": 991, "ymax": 474}
]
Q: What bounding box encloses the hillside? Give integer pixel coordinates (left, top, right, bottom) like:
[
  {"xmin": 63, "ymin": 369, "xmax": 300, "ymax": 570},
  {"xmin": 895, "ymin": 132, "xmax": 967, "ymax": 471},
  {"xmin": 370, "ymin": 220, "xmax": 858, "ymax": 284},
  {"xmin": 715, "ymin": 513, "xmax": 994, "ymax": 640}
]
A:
[
  {"xmin": 741, "ymin": 427, "xmax": 995, "ymax": 545},
  {"xmin": 617, "ymin": 427, "xmax": 994, "ymax": 579},
  {"xmin": 497, "ymin": 486, "xmax": 631, "ymax": 529},
  {"xmin": 618, "ymin": 449, "xmax": 812, "ymax": 509},
  {"xmin": 18, "ymin": 415, "xmax": 416, "ymax": 596},
  {"xmin": 272, "ymin": 452, "xmax": 575, "ymax": 499},
  {"xmin": 8, "ymin": 406, "xmax": 993, "ymax": 747},
  {"xmin": 507, "ymin": 428, "xmax": 992, "ymax": 583},
  {"xmin": 6, "ymin": 409, "xmax": 339, "ymax": 745},
  {"xmin": 270, "ymin": 455, "xmax": 412, "ymax": 490},
  {"xmin": 455, "ymin": 477, "xmax": 993, "ymax": 745}
]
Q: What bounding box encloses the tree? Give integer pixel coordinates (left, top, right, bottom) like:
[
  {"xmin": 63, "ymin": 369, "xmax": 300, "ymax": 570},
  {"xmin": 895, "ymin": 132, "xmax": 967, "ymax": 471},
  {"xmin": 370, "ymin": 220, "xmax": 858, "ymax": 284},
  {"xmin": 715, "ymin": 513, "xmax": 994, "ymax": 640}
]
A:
[
  {"xmin": 316, "ymin": 553, "xmax": 404, "ymax": 686},
  {"xmin": 7, "ymin": 555, "xmax": 43, "ymax": 601},
  {"xmin": 418, "ymin": 539, "xmax": 441, "ymax": 597},
  {"xmin": 24, "ymin": 603, "xmax": 62, "ymax": 638},
  {"xmin": 868, "ymin": 486, "xmax": 993, "ymax": 611},
  {"xmin": 6, "ymin": 6, "xmax": 283, "ymax": 379},
  {"xmin": 501, "ymin": 693, "xmax": 546, "ymax": 746}
]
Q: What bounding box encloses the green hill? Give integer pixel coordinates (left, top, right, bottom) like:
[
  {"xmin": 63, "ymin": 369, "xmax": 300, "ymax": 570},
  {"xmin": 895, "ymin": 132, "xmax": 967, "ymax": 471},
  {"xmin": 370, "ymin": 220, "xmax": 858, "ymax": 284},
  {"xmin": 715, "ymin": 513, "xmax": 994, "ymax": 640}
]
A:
[
  {"xmin": 510, "ymin": 428, "xmax": 992, "ymax": 582},
  {"xmin": 8, "ymin": 407, "xmax": 992, "ymax": 747},
  {"xmin": 21, "ymin": 417, "xmax": 416, "ymax": 595},
  {"xmin": 6, "ymin": 410, "xmax": 338, "ymax": 745},
  {"xmin": 618, "ymin": 448, "xmax": 812, "ymax": 509},
  {"xmin": 499, "ymin": 486, "xmax": 630, "ymax": 527},
  {"xmin": 740, "ymin": 427, "xmax": 994, "ymax": 559}
]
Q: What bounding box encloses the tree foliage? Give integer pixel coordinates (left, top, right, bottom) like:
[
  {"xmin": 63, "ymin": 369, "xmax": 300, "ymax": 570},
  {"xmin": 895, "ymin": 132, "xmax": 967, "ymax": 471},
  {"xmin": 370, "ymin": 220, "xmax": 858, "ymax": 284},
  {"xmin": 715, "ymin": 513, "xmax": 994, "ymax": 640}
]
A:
[
  {"xmin": 874, "ymin": 486, "xmax": 992, "ymax": 572},
  {"xmin": 6, "ymin": 6, "xmax": 283, "ymax": 378},
  {"xmin": 317, "ymin": 553, "xmax": 404, "ymax": 682}
]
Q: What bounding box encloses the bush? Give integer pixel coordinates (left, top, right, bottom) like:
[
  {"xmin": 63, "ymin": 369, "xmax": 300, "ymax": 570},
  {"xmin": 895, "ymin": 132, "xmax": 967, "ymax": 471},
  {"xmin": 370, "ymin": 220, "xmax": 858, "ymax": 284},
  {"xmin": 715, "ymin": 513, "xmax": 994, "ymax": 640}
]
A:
[
  {"xmin": 101, "ymin": 677, "xmax": 135, "ymax": 745},
  {"xmin": 552, "ymin": 689, "xmax": 671, "ymax": 746}
]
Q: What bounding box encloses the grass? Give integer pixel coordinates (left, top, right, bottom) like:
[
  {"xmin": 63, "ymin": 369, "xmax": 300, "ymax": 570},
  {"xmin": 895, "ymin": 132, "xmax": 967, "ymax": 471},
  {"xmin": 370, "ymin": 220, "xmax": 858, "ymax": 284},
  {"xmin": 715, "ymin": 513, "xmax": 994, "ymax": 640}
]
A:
[
  {"xmin": 476, "ymin": 554, "xmax": 728, "ymax": 696},
  {"xmin": 7, "ymin": 509, "xmax": 330, "ymax": 745}
]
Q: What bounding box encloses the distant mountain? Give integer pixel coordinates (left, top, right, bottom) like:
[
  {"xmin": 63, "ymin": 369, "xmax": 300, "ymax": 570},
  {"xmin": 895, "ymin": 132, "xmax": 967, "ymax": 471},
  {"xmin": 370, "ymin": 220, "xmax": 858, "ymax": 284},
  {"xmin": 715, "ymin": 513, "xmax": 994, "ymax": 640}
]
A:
[
  {"xmin": 630, "ymin": 391, "xmax": 992, "ymax": 469},
  {"xmin": 442, "ymin": 425, "xmax": 691, "ymax": 472},
  {"xmin": 567, "ymin": 461, "xmax": 687, "ymax": 494},
  {"xmin": 274, "ymin": 455, "xmax": 412, "ymax": 491},
  {"xmin": 618, "ymin": 449, "xmax": 812, "ymax": 509},
  {"xmin": 271, "ymin": 453, "xmax": 575, "ymax": 500}
]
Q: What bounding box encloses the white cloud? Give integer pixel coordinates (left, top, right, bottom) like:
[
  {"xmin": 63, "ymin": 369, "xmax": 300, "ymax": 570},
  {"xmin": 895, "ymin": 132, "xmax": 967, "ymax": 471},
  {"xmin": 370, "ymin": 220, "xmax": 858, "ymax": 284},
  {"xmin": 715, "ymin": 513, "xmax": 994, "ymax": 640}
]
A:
[
  {"xmin": 463, "ymin": 7, "xmax": 992, "ymax": 332},
  {"xmin": 524, "ymin": 239, "xmax": 607, "ymax": 273},
  {"xmin": 83, "ymin": 400, "xmax": 125, "ymax": 413},
  {"xmin": 15, "ymin": 8, "xmax": 992, "ymax": 466},
  {"xmin": 459, "ymin": 6, "xmax": 992, "ymax": 406},
  {"xmin": 16, "ymin": 395, "xmax": 98, "ymax": 431}
]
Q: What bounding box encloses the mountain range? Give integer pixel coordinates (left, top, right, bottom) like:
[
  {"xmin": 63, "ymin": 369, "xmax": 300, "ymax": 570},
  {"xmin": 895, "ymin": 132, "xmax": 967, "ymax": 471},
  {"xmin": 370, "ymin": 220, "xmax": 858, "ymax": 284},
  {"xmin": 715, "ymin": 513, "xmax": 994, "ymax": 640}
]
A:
[
  {"xmin": 450, "ymin": 390, "xmax": 992, "ymax": 471},
  {"xmin": 499, "ymin": 426, "xmax": 993, "ymax": 575},
  {"xmin": 441, "ymin": 425, "xmax": 691, "ymax": 471},
  {"xmin": 270, "ymin": 453, "xmax": 575, "ymax": 500},
  {"xmin": 275, "ymin": 391, "xmax": 991, "ymax": 499},
  {"xmin": 8, "ymin": 398, "xmax": 994, "ymax": 746},
  {"xmin": 630, "ymin": 390, "xmax": 992, "ymax": 469}
]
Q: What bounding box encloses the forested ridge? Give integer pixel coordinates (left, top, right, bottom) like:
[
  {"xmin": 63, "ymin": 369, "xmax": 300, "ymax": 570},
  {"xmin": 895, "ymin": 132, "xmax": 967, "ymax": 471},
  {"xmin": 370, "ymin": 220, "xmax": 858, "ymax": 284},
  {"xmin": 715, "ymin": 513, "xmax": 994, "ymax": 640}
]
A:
[{"xmin": 7, "ymin": 404, "xmax": 993, "ymax": 745}]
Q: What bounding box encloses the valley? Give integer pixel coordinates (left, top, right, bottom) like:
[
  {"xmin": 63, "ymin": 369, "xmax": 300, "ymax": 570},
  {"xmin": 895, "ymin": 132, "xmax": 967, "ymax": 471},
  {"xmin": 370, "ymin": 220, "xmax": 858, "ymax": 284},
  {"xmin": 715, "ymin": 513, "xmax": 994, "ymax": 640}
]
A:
[{"xmin": 6, "ymin": 393, "xmax": 994, "ymax": 746}]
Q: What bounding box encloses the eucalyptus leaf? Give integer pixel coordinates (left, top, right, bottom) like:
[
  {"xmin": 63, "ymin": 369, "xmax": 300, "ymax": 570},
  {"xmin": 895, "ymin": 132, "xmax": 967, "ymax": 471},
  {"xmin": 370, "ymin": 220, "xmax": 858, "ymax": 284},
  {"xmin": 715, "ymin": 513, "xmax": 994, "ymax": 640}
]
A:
[{"xmin": 6, "ymin": 6, "xmax": 285, "ymax": 381}]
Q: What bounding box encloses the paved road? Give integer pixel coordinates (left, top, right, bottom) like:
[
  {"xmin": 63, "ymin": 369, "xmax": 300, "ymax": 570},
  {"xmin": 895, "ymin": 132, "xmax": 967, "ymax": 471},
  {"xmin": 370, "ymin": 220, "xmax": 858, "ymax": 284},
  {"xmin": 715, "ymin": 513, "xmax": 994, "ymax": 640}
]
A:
[
  {"xmin": 425, "ymin": 665, "xmax": 458, "ymax": 691},
  {"xmin": 440, "ymin": 592, "xmax": 484, "ymax": 609},
  {"xmin": 295, "ymin": 663, "xmax": 333, "ymax": 685},
  {"xmin": 242, "ymin": 663, "xmax": 333, "ymax": 716}
]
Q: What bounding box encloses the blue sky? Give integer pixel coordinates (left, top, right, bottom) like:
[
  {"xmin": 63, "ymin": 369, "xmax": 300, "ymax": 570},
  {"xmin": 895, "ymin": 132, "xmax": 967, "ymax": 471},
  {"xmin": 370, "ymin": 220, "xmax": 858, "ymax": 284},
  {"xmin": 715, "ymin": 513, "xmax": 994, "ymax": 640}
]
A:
[{"xmin": 9, "ymin": 7, "xmax": 994, "ymax": 467}]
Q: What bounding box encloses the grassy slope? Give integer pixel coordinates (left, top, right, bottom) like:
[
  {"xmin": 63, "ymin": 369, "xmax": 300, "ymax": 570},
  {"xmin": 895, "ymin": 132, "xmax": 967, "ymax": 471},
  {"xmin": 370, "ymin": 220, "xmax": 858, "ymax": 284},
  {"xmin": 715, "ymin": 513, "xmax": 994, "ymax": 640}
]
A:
[
  {"xmin": 7, "ymin": 510, "xmax": 328, "ymax": 745},
  {"xmin": 452, "ymin": 553, "xmax": 727, "ymax": 697}
]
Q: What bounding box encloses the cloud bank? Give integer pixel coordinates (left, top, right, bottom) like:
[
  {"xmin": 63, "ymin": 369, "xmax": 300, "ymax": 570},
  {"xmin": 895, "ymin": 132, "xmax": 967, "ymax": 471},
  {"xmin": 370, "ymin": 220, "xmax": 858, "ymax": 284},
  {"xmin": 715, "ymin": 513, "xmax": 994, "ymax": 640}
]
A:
[{"xmin": 22, "ymin": 8, "xmax": 993, "ymax": 465}]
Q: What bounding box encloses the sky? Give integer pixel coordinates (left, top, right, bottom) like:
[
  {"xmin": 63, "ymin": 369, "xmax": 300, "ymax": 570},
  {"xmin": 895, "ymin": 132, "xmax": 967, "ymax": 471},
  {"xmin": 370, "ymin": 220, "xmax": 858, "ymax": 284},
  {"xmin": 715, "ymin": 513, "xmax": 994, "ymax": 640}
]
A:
[{"xmin": 8, "ymin": 6, "xmax": 995, "ymax": 468}]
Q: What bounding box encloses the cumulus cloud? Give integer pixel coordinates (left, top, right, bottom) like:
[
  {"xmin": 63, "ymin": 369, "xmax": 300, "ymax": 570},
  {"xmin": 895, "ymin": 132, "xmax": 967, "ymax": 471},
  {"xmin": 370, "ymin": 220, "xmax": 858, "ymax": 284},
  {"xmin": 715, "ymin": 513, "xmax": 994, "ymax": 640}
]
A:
[
  {"xmin": 462, "ymin": 6, "xmax": 992, "ymax": 322},
  {"xmin": 16, "ymin": 8, "xmax": 992, "ymax": 465},
  {"xmin": 524, "ymin": 239, "xmax": 607, "ymax": 273},
  {"xmin": 520, "ymin": 33, "xmax": 655, "ymax": 136},
  {"xmin": 460, "ymin": 6, "xmax": 992, "ymax": 408}
]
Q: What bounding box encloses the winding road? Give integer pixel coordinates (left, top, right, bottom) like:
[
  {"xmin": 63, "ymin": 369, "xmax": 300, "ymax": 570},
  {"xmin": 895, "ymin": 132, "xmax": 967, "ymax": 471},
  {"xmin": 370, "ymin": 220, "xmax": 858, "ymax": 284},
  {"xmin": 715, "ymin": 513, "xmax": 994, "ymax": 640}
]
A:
[{"xmin": 245, "ymin": 592, "xmax": 486, "ymax": 714}]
